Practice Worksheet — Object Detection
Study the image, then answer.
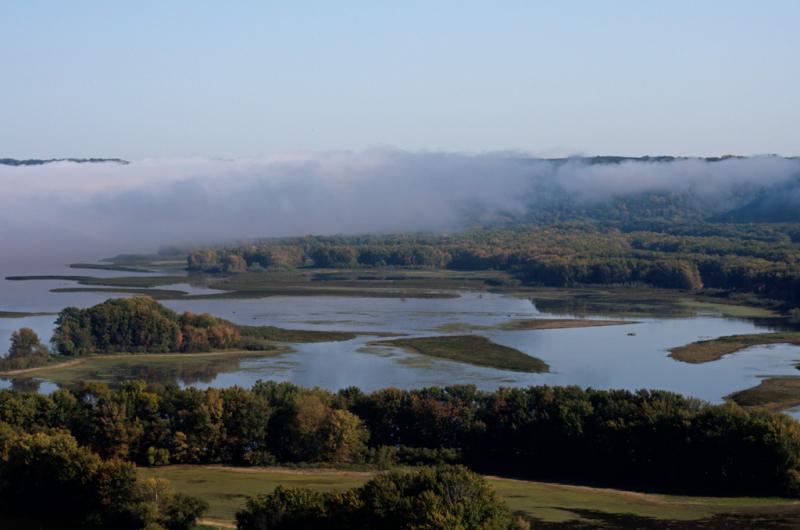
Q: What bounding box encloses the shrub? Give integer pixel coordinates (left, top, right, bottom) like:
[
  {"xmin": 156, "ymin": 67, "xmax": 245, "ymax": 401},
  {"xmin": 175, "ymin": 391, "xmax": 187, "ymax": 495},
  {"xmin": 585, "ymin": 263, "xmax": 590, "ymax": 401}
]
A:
[{"xmin": 236, "ymin": 465, "xmax": 519, "ymax": 530}]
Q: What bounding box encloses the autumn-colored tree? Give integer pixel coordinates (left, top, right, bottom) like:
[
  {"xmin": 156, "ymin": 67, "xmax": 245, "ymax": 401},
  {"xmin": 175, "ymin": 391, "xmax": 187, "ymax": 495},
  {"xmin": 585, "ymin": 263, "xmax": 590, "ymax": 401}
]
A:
[{"xmin": 287, "ymin": 394, "xmax": 368, "ymax": 463}]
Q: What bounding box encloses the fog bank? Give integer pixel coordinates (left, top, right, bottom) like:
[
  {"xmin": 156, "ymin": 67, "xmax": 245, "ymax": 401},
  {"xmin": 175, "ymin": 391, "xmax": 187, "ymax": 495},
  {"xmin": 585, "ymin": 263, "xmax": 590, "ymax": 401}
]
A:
[{"xmin": 0, "ymin": 151, "xmax": 798, "ymax": 261}]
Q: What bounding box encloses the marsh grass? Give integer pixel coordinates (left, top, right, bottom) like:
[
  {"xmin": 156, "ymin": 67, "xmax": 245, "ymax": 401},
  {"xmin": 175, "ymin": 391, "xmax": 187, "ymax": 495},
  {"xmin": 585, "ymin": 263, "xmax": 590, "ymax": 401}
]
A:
[
  {"xmin": 669, "ymin": 332, "xmax": 800, "ymax": 363},
  {"xmin": 728, "ymin": 377, "xmax": 800, "ymax": 411},
  {"xmin": 6, "ymin": 349, "xmax": 287, "ymax": 388},
  {"xmin": 376, "ymin": 335, "xmax": 549, "ymax": 373},
  {"xmin": 0, "ymin": 311, "xmax": 54, "ymax": 318}
]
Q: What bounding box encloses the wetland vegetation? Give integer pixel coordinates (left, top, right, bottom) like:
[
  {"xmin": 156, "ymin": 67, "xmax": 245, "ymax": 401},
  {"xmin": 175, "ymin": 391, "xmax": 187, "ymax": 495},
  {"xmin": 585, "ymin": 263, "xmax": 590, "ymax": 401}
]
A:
[
  {"xmin": 729, "ymin": 378, "xmax": 800, "ymax": 411},
  {"xmin": 670, "ymin": 332, "xmax": 800, "ymax": 363},
  {"xmin": 376, "ymin": 335, "xmax": 549, "ymax": 373},
  {"xmin": 3, "ymin": 349, "xmax": 285, "ymax": 388},
  {"xmin": 0, "ymin": 310, "xmax": 54, "ymax": 318}
]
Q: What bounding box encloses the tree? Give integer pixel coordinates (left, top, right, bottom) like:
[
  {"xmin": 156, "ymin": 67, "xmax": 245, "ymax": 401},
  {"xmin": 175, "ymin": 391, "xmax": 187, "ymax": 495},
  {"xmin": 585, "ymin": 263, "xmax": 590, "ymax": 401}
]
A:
[
  {"xmin": 2, "ymin": 328, "xmax": 50, "ymax": 369},
  {"xmin": 236, "ymin": 486, "xmax": 327, "ymax": 530},
  {"xmin": 235, "ymin": 466, "xmax": 521, "ymax": 530},
  {"xmin": 160, "ymin": 493, "xmax": 209, "ymax": 530},
  {"xmin": 286, "ymin": 394, "xmax": 367, "ymax": 463},
  {"xmin": 8, "ymin": 328, "xmax": 42, "ymax": 357},
  {"xmin": 0, "ymin": 430, "xmax": 142, "ymax": 528}
]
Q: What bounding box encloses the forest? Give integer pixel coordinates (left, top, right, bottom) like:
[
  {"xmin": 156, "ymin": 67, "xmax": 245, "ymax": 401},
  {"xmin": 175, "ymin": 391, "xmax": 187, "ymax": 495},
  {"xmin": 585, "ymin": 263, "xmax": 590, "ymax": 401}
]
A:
[
  {"xmin": 1, "ymin": 381, "xmax": 798, "ymax": 502},
  {"xmin": 185, "ymin": 221, "xmax": 800, "ymax": 308}
]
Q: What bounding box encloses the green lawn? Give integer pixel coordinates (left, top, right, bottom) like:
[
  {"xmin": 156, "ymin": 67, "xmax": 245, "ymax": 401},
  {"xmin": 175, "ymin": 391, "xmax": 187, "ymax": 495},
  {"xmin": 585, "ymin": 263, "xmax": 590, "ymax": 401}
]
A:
[{"xmin": 138, "ymin": 465, "xmax": 798, "ymax": 527}]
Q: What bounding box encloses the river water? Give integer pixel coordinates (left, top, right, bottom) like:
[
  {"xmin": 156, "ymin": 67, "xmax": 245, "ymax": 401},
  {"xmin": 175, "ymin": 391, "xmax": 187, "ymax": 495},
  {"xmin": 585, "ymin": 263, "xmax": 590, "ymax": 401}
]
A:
[{"xmin": 1, "ymin": 259, "xmax": 799, "ymax": 412}]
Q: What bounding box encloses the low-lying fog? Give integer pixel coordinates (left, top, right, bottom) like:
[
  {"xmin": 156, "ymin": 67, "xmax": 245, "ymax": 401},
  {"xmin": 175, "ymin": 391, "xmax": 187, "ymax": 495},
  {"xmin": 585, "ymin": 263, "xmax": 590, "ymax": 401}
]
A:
[{"xmin": 1, "ymin": 151, "xmax": 798, "ymax": 263}]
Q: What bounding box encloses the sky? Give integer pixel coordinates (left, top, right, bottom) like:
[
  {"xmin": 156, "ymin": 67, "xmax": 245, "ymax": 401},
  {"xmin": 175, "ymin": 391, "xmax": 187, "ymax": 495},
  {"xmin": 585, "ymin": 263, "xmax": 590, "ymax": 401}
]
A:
[{"xmin": 1, "ymin": 0, "xmax": 798, "ymax": 159}]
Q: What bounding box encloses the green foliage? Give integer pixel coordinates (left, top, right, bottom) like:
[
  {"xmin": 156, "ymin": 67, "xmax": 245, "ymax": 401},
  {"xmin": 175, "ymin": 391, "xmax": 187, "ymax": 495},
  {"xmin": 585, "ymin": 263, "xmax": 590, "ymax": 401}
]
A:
[
  {"xmin": 236, "ymin": 466, "xmax": 518, "ymax": 530},
  {"xmin": 160, "ymin": 493, "xmax": 209, "ymax": 530},
  {"xmin": 147, "ymin": 446, "xmax": 171, "ymax": 466},
  {"xmin": 52, "ymin": 298, "xmax": 181, "ymax": 355},
  {"xmin": 1, "ymin": 382, "xmax": 799, "ymax": 497},
  {"xmin": 0, "ymin": 428, "xmax": 208, "ymax": 528},
  {"xmin": 237, "ymin": 487, "xmax": 328, "ymax": 530}
]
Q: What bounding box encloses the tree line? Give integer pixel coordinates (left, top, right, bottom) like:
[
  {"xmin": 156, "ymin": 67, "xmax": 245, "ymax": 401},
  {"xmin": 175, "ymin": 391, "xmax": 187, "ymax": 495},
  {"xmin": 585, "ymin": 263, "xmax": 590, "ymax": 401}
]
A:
[
  {"xmin": 185, "ymin": 222, "xmax": 800, "ymax": 308},
  {"xmin": 1, "ymin": 381, "xmax": 799, "ymax": 498}
]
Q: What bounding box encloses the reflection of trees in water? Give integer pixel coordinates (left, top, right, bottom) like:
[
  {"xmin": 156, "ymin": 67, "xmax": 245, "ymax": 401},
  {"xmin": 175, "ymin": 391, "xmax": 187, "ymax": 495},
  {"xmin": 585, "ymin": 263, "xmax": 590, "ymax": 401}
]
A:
[
  {"xmin": 9, "ymin": 377, "xmax": 41, "ymax": 392},
  {"xmin": 535, "ymin": 298, "xmax": 796, "ymax": 330},
  {"xmin": 533, "ymin": 297, "xmax": 686, "ymax": 316},
  {"xmin": 108, "ymin": 358, "xmax": 242, "ymax": 385}
]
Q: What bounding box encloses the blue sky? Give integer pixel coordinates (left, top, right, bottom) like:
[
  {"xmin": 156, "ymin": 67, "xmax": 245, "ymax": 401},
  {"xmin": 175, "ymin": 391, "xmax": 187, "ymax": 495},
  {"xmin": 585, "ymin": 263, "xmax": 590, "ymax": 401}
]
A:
[{"xmin": 1, "ymin": 1, "xmax": 798, "ymax": 158}]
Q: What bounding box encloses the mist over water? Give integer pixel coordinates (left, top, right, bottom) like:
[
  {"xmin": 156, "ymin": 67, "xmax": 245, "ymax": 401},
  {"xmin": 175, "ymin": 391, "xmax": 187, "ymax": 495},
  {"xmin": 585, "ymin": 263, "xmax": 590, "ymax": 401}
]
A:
[{"xmin": 1, "ymin": 152, "xmax": 799, "ymax": 263}]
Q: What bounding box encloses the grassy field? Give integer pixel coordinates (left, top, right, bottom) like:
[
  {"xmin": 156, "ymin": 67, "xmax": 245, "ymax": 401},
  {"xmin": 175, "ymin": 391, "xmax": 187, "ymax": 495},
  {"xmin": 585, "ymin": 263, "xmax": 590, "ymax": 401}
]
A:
[
  {"xmin": 375, "ymin": 335, "xmax": 549, "ymax": 373},
  {"xmin": 669, "ymin": 332, "xmax": 800, "ymax": 363},
  {"xmin": 138, "ymin": 465, "xmax": 799, "ymax": 528},
  {"xmin": 728, "ymin": 377, "xmax": 800, "ymax": 411}
]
